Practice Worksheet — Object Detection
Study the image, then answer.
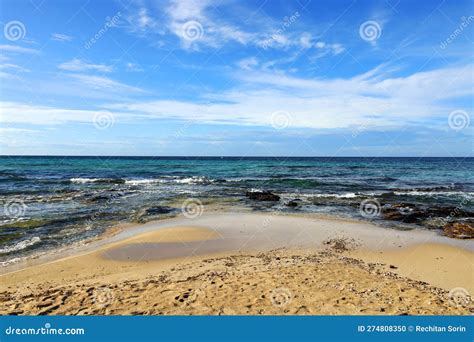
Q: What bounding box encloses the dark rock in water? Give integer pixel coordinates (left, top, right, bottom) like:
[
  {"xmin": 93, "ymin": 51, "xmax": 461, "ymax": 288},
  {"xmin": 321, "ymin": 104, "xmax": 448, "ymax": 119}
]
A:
[
  {"xmin": 84, "ymin": 190, "xmax": 127, "ymax": 203},
  {"xmin": 443, "ymin": 222, "xmax": 474, "ymax": 239},
  {"xmin": 87, "ymin": 194, "xmax": 110, "ymax": 203},
  {"xmin": 286, "ymin": 200, "xmax": 298, "ymax": 207},
  {"xmin": 382, "ymin": 204, "xmax": 424, "ymax": 223},
  {"xmin": 245, "ymin": 191, "xmax": 280, "ymax": 201},
  {"xmin": 382, "ymin": 203, "xmax": 474, "ymax": 225},
  {"xmin": 135, "ymin": 206, "xmax": 175, "ymax": 223},
  {"xmin": 141, "ymin": 206, "xmax": 174, "ymax": 215}
]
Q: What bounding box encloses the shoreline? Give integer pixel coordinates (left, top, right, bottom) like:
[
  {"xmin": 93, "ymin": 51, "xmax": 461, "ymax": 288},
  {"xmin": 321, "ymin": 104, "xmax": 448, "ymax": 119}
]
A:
[
  {"xmin": 0, "ymin": 212, "xmax": 472, "ymax": 315},
  {"xmin": 2, "ymin": 210, "xmax": 472, "ymax": 275}
]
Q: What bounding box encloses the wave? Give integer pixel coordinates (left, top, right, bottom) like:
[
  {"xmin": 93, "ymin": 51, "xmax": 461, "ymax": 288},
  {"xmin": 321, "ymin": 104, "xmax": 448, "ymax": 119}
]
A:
[
  {"xmin": 125, "ymin": 179, "xmax": 167, "ymax": 185},
  {"xmin": 0, "ymin": 236, "xmax": 41, "ymax": 254},
  {"xmin": 71, "ymin": 176, "xmax": 217, "ymax": 186},
  {"xmin": 393, "ymin": 191, "xmax": 473, "ymax": 197},
  {"xmin": 70, "ymin": 178, "xmax": 125, "ymax": 184},
  {"xmin": 174, "ymin": 176, "xmax": 213, "ymax": 184},
  {"xmin": 126, "ymin": 176, "xmax": 216, "ymax": 185},
  {"xmin": 311, "ymin": 193, "xmax": 359, "ymax": 199}
]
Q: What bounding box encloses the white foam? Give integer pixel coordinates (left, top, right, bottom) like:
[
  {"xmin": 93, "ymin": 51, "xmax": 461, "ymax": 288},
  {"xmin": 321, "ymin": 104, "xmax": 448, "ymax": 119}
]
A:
[
  {"xmin": 125, "ymin": 179, "xmax": 165, "ymax": 185},
  {"xmin": 0, "ymin": 236, "xmax": 41, "ymax": 254},
  {"xmin": 70, "ymin": 178, "xmax": 101, "ymax": 183},
  {"xmin": 174, "ymin": 176, "xmax": 211, "ymax": 184},
  {"xmin": 312, "ymin": 193, "xmax": 358, "ymax": 199},
  {"xmin": 394, "ymin": 191, "xmax": 473, "ymax": 197}
]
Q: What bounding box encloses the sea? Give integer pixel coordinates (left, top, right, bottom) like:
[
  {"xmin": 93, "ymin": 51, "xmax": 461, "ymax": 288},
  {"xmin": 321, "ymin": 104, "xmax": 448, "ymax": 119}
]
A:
[{"xmin": 0, "ymin": 156, "xmax": 473, "ymax": 265}]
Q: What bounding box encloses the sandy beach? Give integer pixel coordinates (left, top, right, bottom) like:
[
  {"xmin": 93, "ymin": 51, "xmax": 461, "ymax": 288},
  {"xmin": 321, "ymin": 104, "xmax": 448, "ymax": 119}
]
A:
[{"xmin": 0, "ymin": 212, "xmax": 472, "ymax": 315}]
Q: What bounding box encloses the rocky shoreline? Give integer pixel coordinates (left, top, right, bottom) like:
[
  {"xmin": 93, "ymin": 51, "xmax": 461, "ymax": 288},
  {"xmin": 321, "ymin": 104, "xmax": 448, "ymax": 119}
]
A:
[{"xmin": 245, "ymin": 190, "xmax": 474, "ymax": 239}]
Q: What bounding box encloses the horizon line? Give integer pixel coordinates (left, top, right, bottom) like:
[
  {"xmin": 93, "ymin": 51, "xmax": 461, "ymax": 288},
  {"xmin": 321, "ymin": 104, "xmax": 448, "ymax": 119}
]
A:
[{"xmin": 1, "ymin": 155, "xmax": 472, "ymax": 158}]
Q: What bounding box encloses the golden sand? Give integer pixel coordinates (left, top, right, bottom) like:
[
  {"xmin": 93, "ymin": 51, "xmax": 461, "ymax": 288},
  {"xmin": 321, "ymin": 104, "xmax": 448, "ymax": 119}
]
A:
[{"xmin": 0, "ymin": 216, "xmax": 472, "ymax": 315}]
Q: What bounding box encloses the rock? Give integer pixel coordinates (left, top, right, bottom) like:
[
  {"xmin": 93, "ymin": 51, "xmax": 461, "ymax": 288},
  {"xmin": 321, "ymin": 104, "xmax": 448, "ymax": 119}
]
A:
[
  {"xmin": 142, "ymin": 206, "xmax": 174, "ymax": 215},
  {"xmin": 382, "ymin": 207, "xmax": 425, "ymax": 223},
  {"xmin": 135, "ymin": 206, "xmax": 175, "ymax": 222},
  {"xmin": 87, "ymin": 194, "xmax": 110, "ymax": 203},
  {"xmin": 245, "ymin": 191, "xmax": 280, "ymax": 201},
  {"xmin": 443, "ymin": 222, "xmax": 474, "ymax": 239},
  {"xmin": 286, "ymin": 200, "xmax": 298, "ymax": 207}
]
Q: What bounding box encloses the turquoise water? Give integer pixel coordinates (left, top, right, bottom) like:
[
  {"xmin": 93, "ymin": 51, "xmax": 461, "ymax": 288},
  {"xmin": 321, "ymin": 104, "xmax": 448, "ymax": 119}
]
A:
[{"xmin": 0, "ymin": 156, "xmax": 473, "ymax": 263}]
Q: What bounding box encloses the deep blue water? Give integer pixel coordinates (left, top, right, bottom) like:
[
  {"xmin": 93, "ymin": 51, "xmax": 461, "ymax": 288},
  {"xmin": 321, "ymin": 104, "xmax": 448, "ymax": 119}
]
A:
[{"xmin": 0, "ymin": 156, "xmax": 473, "ymax": 264}]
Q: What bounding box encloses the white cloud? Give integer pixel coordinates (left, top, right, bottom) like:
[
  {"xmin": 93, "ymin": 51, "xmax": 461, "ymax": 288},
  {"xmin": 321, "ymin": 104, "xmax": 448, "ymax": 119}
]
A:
[
  {"xmin": 165, "ymin": 0, "xmax": 254, "ymax": 49},
  {"xmin": 51, "ymin": 33, "xmax": 73, "ymax": 42},
  {"xmin": 299, "ymin": 33, "xmax": 313, "ymax": 49},
  {"xmin": 66, "ymin": 73, "xmax": 143, "ymax": 93},
  {"xmin": 237, "ymin": 57, "xmax": 258, "ymax": 70},
  {"xmin": 2, "ymin": 64, "xmax": 471, "ymax": 132},
  {"xmin": 125, "ymin": 62, "xmax": 144, "ymax": 72},
  {"xmin": 103, "ymin": 64, "xmax": 472, "ymax": 129},
  {"xmin": 58, "ymin": 58, "xmax": 112, "ymax": 73},
  {"xmin": 0, "ymin": 63, "xmax": 29, "ymax": 72},
  {"xmin": 0, "ymin": 102, "xmax": 100, "ymax": 125},
  {"xmin": 314, "ymin": 41, "xmax": 345, "ymax": 56},
  {"xmin": 0, "ymin": 44, "xmax": 40, "ymax": 54}
]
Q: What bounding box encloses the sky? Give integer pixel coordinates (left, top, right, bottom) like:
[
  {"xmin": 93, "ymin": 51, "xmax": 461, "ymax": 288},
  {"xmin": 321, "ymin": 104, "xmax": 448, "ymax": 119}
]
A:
[{"xmin": 0, "ymin": 0, "xmax": 472, "ymax": 156}]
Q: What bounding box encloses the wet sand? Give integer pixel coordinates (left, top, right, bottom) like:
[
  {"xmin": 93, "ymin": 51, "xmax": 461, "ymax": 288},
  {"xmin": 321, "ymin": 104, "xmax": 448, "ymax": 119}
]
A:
[{"xmin": 0, "ymin": 213, "xmax": 472, "ymax": 315}]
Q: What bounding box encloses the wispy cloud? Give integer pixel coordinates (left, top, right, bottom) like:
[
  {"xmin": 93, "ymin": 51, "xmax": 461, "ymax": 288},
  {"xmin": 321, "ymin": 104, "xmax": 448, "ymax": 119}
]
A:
[
  {"xmin": 0, "ymin": 63, "xmax": 29, "ymax": 72},
  {"xmin": 51, "ymin": 33, "xmax": 73, "ymax": 42},
  {"xmin": 0, "ymin": 44, "xmax": 40, "ymax": 54},
  {"xmin": 58, "ymin": 58, "xmax": 112, "ymax": 72},
  {"xmin": 125, "ymin": 62, "xmax": 144, "ymax": 72},
  {"xmin": 102, "ymin": 63, "xmax": 472, "ymax": 130},
  {"xmin": 2, "ymin": 63, "xmax": 471, "ymax": 130},
  {"xmin": 67, "ymin": 73, "xmax": 143, "ymax": 93}
]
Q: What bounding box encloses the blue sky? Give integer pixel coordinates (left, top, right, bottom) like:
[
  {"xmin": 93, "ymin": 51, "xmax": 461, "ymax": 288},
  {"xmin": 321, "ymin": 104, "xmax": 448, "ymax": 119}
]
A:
[{"xmin": 0, "ymin": 0, "xmax": 472, "ymax": 156}]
